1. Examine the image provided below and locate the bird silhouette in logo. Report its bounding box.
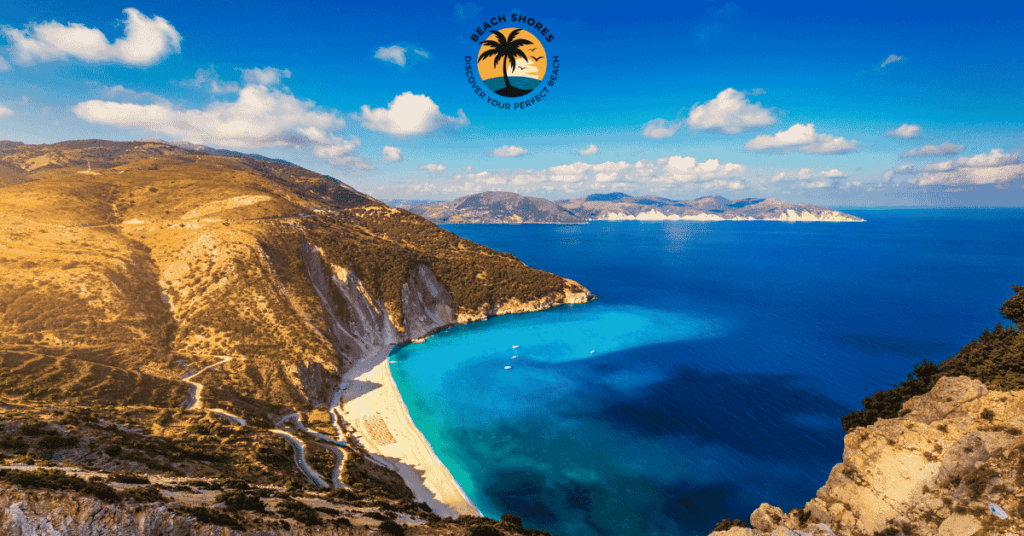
[530,55,544,61]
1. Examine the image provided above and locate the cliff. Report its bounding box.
[711,376,1024,536]
[0,139,590,534]
[559,194,864,222]
[407,191,586,224]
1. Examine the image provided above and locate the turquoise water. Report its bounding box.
[391,210,1024,535]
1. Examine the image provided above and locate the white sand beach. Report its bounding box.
[340,344,480,518]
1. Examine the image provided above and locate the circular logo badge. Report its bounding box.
[476,28,547,98]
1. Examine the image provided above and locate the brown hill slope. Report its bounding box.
[0,139,591,421]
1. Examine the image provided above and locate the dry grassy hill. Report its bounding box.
[0,139,588,534]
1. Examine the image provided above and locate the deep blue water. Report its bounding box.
[390,210,1024,536]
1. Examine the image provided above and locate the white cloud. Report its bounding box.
[3,8,181,66]
[419,163,446,172]
[746,123,860,154]
[243,67,290,87]
[373,45,429,67]
[886,123,922,138]
[381,146,403,162]
[358,92,468,136]
[896,149,1024,186]
[750,88,766,96]
[685,88,776,134]
[0,56,9,71]
[881,54,904,68]
[0,105,12,118]
[642,118,683,139]
[801,180,832,188]
[771,168,847,182]
[489,145,529,158]
[576,144,599,156]
[374,45,408,66]
[900,142,964,158]
[73,69,369,169]
[181,67,240,93]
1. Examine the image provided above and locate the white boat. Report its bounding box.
[504,366,512,370]
[511,355,517,359]
[512,345,519,349]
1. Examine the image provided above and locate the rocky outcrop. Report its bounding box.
[400,264,457,341]
[0,486,354,535]
[455,279,592,324]
[712,376,1024,536]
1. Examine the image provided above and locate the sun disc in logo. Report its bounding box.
[476,28,547,98]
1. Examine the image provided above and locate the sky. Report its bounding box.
[0,1,1022,206]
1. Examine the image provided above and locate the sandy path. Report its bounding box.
[270,429,330,489]
[341,345,480,518]
[181,357,232,410]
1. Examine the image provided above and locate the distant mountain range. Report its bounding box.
[407,191,586,224]
[401,191,864,223]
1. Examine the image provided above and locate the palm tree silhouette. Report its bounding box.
[478,29,534,97]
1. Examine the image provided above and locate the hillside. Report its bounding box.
[559,193,864,222]
[0,139,589,534]
[407,192,586,224]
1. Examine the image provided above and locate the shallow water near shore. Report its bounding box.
[391,210,1024,536]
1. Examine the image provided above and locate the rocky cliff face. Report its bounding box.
[713,376,1024,536]
[407,191,586,224]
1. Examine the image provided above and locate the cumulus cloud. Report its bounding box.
[895,149,1024,186]
[0,105,12,118]
[374,45,430,67]
[900,142,964,158]
[419,163,446,173]
[381,146,403,162]
[576,144,599,156]
[771,168,848,182]
[443,156,747,196]
[73,68,369,169]
[887,123,922,138]
[684,88,776,134]
[880,54,904,68]
[374,45,408,66]
[181,67,240,93]
[489,145,529,158]
[243,67,290,86]
[358,92,468,136]
[3,8,181,66]
[642,118,683,139]
[746,123,860,154]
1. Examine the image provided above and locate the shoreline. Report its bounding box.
[339,343,481,518]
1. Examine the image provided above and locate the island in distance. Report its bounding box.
[401,191,865,223]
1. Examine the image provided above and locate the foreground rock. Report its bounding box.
[712,376,1024,536]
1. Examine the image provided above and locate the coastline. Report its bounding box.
[339,343,481,518]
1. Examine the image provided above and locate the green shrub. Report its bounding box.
[468,526,503,536]
[713,519,749,531]
[276,498,319,525]
[1,468,118,502]
[215,490,265,513]
[501,513,523,528]
[378,519,405,536]
[119,485,164,503]
[182,506,243,530]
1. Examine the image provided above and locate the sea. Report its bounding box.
[390,209,1024,536]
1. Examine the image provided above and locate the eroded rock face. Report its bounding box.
[711,376,1024,536]
[401,264,456,341]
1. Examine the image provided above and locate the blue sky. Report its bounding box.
[0,1,1021,206]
